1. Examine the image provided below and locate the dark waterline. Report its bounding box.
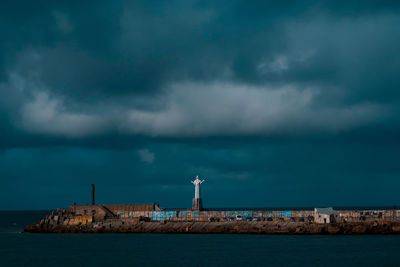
[1,211,400,266]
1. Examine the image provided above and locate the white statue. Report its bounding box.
[191,176,205,200]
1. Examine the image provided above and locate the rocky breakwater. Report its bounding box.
[25,219,400,234]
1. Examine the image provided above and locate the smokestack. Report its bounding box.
[91,184,95,205]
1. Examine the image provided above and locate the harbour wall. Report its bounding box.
[25,204,400,234]
[69,204,400,223]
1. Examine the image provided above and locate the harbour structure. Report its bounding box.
[25,180,400,234]
[33,182,400,223]
[26,204,400,234]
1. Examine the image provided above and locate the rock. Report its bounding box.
[327,225,341,234]
[391,225,400,233]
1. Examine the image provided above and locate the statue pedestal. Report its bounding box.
[192,198,203,210]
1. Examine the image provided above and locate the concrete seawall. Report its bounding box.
[25,219,400,234]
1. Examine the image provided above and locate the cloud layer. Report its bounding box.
[1,1,400,208]
[0,1,398,139]
[9,78,384,138]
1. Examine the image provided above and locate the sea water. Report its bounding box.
[0,211,399,266]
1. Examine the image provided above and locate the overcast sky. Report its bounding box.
[1,0,400,209]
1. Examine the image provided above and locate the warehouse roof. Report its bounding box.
[104,204,163,212]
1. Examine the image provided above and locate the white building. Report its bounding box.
[314,207,337,223]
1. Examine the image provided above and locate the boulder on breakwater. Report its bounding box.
[25,220,400,234]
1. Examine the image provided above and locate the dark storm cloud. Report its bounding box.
[1,1,400,209]
[0,0,398,139]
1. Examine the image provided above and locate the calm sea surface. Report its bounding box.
[0,211,400,266]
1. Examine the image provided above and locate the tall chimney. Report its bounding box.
[91,184,95,205]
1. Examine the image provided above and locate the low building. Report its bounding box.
[70,203,163,221]
[314,207,337,223]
